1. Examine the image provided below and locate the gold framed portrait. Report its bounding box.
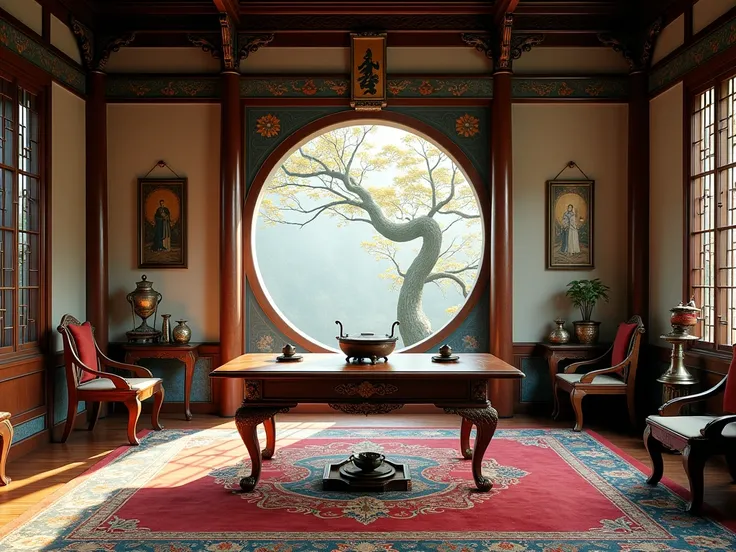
[546,179,594,270]
[138,177,187,268]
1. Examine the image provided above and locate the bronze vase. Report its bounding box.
[547,318,570,344]
[126,274,162,343]
[573,321,600,344]
[172,320,192,344]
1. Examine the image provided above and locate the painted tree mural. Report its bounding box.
[260,125,481,346]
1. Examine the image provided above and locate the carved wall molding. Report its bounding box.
[187,27,274,69]
[70,17,135,72]
[461,15,539,72]
[187,33,222,60]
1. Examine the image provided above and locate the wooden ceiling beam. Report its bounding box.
[213,0,240,24]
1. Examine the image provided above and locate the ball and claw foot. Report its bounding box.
[475,475,493,492]
[463,448,473,460]
[262,447,274,460]
[239,476,258,492]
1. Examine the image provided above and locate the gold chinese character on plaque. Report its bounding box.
[350,32,387,111]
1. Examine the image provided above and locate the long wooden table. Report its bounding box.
[210,353,524,492]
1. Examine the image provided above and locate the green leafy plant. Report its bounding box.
[565,278,610,321]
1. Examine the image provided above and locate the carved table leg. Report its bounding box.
[445,402,499,491]
[547,352,561,416]
[184,352,195,421]
[460,418,473,459]
[235,405,292,491]
[262,416,276,459]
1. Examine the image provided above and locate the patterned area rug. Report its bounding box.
[1,427,734,551]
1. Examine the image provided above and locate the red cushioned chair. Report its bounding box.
[552,315,645,431]
[57,314,165,446]
[644,344,736,513]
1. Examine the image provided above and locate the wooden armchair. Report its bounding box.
[0,411,12,485]
[57,314,165,446]
[644,344,736,513]
[553,315,645,431]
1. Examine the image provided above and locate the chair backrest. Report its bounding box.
[724,344,736,414]
[57,314,100,388]
[610,315,646,384]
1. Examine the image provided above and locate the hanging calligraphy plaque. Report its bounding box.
[350,32,387,111]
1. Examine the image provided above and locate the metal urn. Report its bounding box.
[126,274,162,343]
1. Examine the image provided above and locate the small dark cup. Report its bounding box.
[350,451,385,472]
[282,343,296,357]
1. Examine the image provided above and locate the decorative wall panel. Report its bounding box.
[11,415,45,444]
[136,357,212,402]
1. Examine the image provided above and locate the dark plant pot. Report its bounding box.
[573,320,600,344]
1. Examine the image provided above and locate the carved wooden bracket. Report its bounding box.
[187,16,274,71]
[461,13,542,73]
[597,17,662,73]
[70,17,136,72]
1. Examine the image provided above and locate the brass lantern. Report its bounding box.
[126,274,162,343]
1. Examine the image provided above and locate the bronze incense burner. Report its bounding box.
[335,320,400,364]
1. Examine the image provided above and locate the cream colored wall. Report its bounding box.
[693,0,736,34]
[50,15,81,64]
[650,83,684,341]
[652,15,685,65]
[51,83,85,352]
[105,48,221,74]
[512,104,629,343]
[0,0,42,35]
[513,48,629,74]
[106,46,627,75]
[107,104,221,342]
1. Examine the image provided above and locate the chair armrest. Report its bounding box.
[563,346,613,374]
[92,370,133,390]
[100,357,154,378]
[658,376,728,416]
[94,342,154,378]
[579,357,628,383]
[701,414,736,439]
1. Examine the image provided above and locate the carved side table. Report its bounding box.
[538,342,607,409]
[122,343,200,421]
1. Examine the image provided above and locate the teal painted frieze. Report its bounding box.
[513,77,629,99]
[650,15,736,93]
[388,77,493,98]
[0,17,85,94]
[106,76,219,99]
[241,77,349,97]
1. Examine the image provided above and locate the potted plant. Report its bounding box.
[565,278,610,344]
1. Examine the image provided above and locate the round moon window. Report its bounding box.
[253,123,484,350]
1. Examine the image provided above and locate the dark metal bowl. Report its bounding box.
[336,320,399,364]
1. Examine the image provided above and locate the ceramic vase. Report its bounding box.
[172,320,192,344]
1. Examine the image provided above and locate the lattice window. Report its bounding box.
[0,75,42,354]
[689,77,736,350]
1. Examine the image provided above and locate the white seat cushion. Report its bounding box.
[647,415,736,439]
[78,377,161,391]
[556,373,626,386]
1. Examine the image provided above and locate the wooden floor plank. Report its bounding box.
[1,413,734,527]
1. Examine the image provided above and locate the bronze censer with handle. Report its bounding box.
[335,320,400,364]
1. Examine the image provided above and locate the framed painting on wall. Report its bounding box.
[138,177,187,268]
[546,179,594,270]
[350,32,387,110]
